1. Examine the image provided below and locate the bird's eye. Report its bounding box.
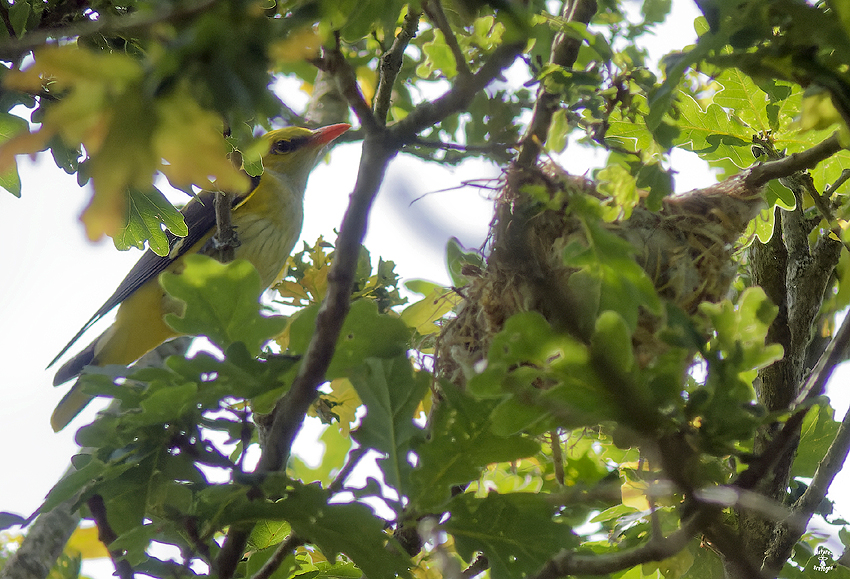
[272,136,309,155]
[272,140,295,154]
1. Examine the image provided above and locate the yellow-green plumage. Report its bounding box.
[49,123,350,431]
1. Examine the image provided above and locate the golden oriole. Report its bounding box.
[48,123,350,431]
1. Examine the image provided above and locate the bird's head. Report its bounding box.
[259,123,351,191]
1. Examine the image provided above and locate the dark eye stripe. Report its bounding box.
[272,136,309,154]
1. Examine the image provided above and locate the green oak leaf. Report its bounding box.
[161,255,287,355]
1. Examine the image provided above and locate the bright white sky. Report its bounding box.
[1,0,849,571]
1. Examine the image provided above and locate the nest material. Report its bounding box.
[437,162,765,387]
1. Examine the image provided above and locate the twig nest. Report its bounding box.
[437,161,765,388]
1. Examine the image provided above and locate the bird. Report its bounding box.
[48,123,351,432]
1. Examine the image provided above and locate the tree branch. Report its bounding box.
[703,522,769,579]
[215,130,399,579]
[0,501,79,579]
[0,3,16,40]
[408,135,517,155]
[422,0,470,79]
[394,40,526,140]
[744,132,843,189]
[528,510,710,579]
[213,190,238,263]
[216,32,525,577]
[317,41,381,134]
[249,534,305,579]
[793,309,850,408]
[762,377,850,573]
[737,129,844,574]
[0,0,217,61]
[460,554,489,579]
[515,0,598,168]
[86,495,134,579]
[373,9,422,125]
[255,135,396,474]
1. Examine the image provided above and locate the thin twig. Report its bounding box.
[0,0,217,61]
[528,509,710,579]
[733,408,808,492]
[550,431,565,486]
[328,444,370,494]
[408,135,518,154]
[744,132,843,189]
[825,168,850,195]
[317,39,381,134]
[249,534,305,579]
[373,9,422,125]
[0,4,15,40]
[394,41,526,139]
[422,0,471,78]
[87,495,135,579]
[792,305,850,408]
[515,0,598,168]
[213,190,238,263]
[460,554,489,579]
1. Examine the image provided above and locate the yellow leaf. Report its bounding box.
[4,45,141,93]
[6,47,142,158]
[301,262,329,302]
[356,65,375,106]
[0,127,53,173]
[268,27,322,63]
[276,280,312,302]
[274,322,291,351]
[65,525,110,560]
[82,92,157,240]
[326,378,362,435]
[620,479,650,511]
[154,87,249,194]
[400,287,459,336]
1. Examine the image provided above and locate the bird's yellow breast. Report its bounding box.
[231,168,304,287]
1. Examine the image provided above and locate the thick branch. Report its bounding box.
[256,133,396,473]
[758,313,850,573]
[703,522,769,579]
[218,31,526,578]
[1,339,192,579]
[215,132,398,579]
[738,130,844,575]
[0,502,79,579]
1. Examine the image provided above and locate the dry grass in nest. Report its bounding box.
[437,161,766,388]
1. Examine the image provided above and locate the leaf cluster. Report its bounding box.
[7,1,850,579]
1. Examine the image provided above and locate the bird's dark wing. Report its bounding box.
[48,177,261,369]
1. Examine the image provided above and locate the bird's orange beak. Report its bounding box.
[311,123,351,146]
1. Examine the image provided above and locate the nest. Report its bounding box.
[437,161,765,388]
